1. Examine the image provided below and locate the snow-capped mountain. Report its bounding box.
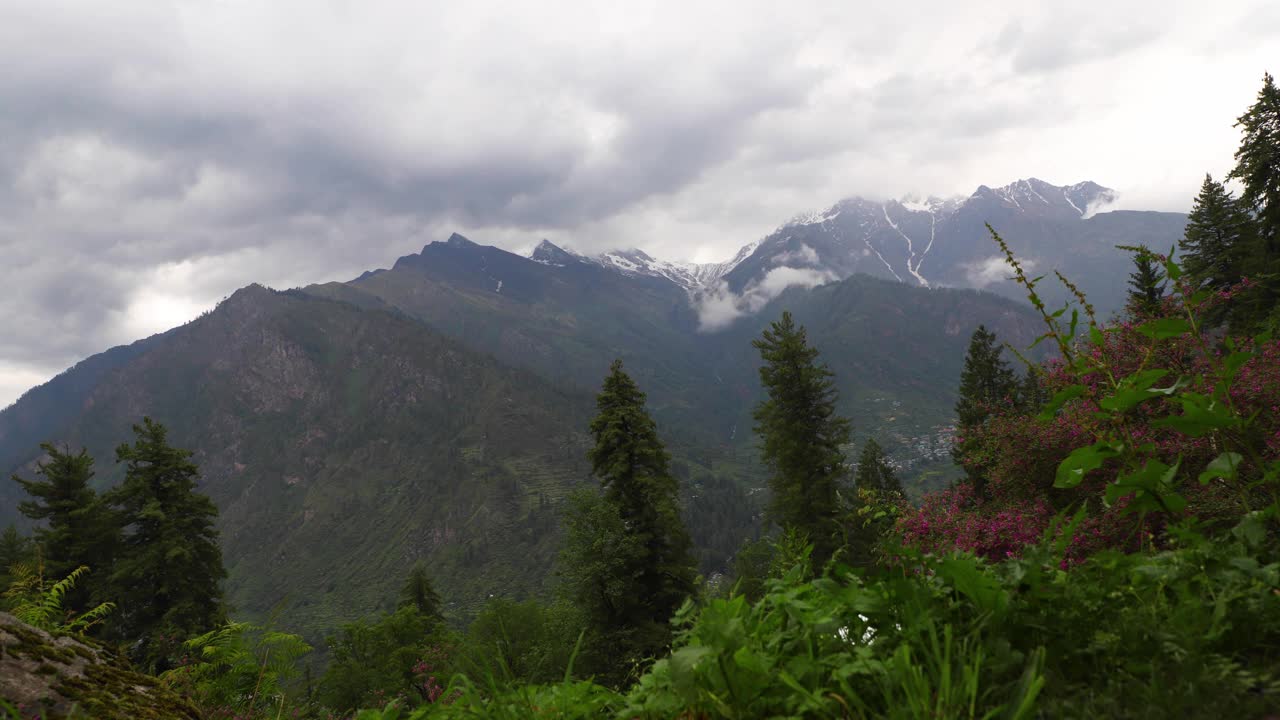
[714,178,1184,320]
[726,178,1120,292]
[527,178,1185,325]
[528,240,756,292]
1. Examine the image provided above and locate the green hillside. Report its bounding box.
[0,250,1046,645]
[2,285,597,642]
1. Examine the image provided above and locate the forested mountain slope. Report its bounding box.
[1,285,595,639]
[0,233,1046,640]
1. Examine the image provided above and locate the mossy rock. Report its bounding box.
[0,612,200,719]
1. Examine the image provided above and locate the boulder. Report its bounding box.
[0,612,199,719]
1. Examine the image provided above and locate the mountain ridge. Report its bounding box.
[512,178,1183,328]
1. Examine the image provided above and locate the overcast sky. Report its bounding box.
[1,0,1277,408]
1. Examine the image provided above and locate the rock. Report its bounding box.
[0,612,200,719]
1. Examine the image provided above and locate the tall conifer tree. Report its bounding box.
[1125,245,1167,316]
[852,438,900,495]
[1017,370,1049,413]
[0,524,34,589]
[954,326,1017,497]
[752,311,851,568]
[12,444,117,610]
[562,360,696,682]
[397,563,444,626]
[1180,175,1256,295]
[955,326,1017,430]
[106,418,226,671]
[1228,72,1280,253]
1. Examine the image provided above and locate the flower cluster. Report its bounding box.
[899,292,1280,560]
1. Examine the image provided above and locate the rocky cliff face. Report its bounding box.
[0,612,199,719]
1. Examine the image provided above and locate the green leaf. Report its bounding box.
[1098,369,1170,413]
[1105,458,1185,513]
[1232,512,1266,547]
[1136,317,1191,340]
[938,555,1007,614]
[1037,385,1086,420]
[1153,392,1239,436]
[1198,452,1243,484]
[1089,325,1105,347]
[1055,442,1119,488]
[733,646,769,675]
[1223,351,1253,380]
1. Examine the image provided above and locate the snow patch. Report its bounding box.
[1063,188,1083,215]
[784,203,842,228]
[1022,179,1049,204]
[882,206,929,287]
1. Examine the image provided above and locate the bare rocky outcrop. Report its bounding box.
[0,612,199,719]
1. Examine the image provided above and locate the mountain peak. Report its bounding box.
[529,239,580,266]
[964,178,1116,217]
[418,232,479,254]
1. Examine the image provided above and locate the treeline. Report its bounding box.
[4,419,224,674]
[1,306,901,717]
[3,71,1280,719]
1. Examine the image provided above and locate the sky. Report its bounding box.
[1,0,1277,408]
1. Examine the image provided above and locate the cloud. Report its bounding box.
[962,256,1039,289]
[772,243,822,267]
[695,266,838,331]
[0,0,1277,405]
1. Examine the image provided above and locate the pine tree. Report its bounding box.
[106,418,226,671]
[752,311,851,568]
[562,360,696,682]
[955,326,1017,430]
[1227,72,1280,254]
[1017,369,1049,413]
[852,438,900,494]
[1179,175,1256,297]
[954,326,1018,498]
[12,444,117,611]
[1125,245,1167,316]
[0,524,34,589]
[397,563,443,625]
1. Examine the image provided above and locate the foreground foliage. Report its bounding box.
[346,518,1278,720]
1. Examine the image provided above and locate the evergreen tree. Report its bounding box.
[1179,175,1256,297]
[106,418,226,671]
[955,326,1018,431]
[319,606,448,712]
[1017,369,1049,413]
[397,562,444,625]
[562,360,697,683]
[954,326,1018,498]
[852,438,900,495]
[12,444,117,610]
[1125,245,1167,316]
[752,311,851,568]
[0,524,34,590]
[1227,72,1280,253]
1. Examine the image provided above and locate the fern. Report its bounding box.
[161,619,312,715]
[3,561,114,635]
